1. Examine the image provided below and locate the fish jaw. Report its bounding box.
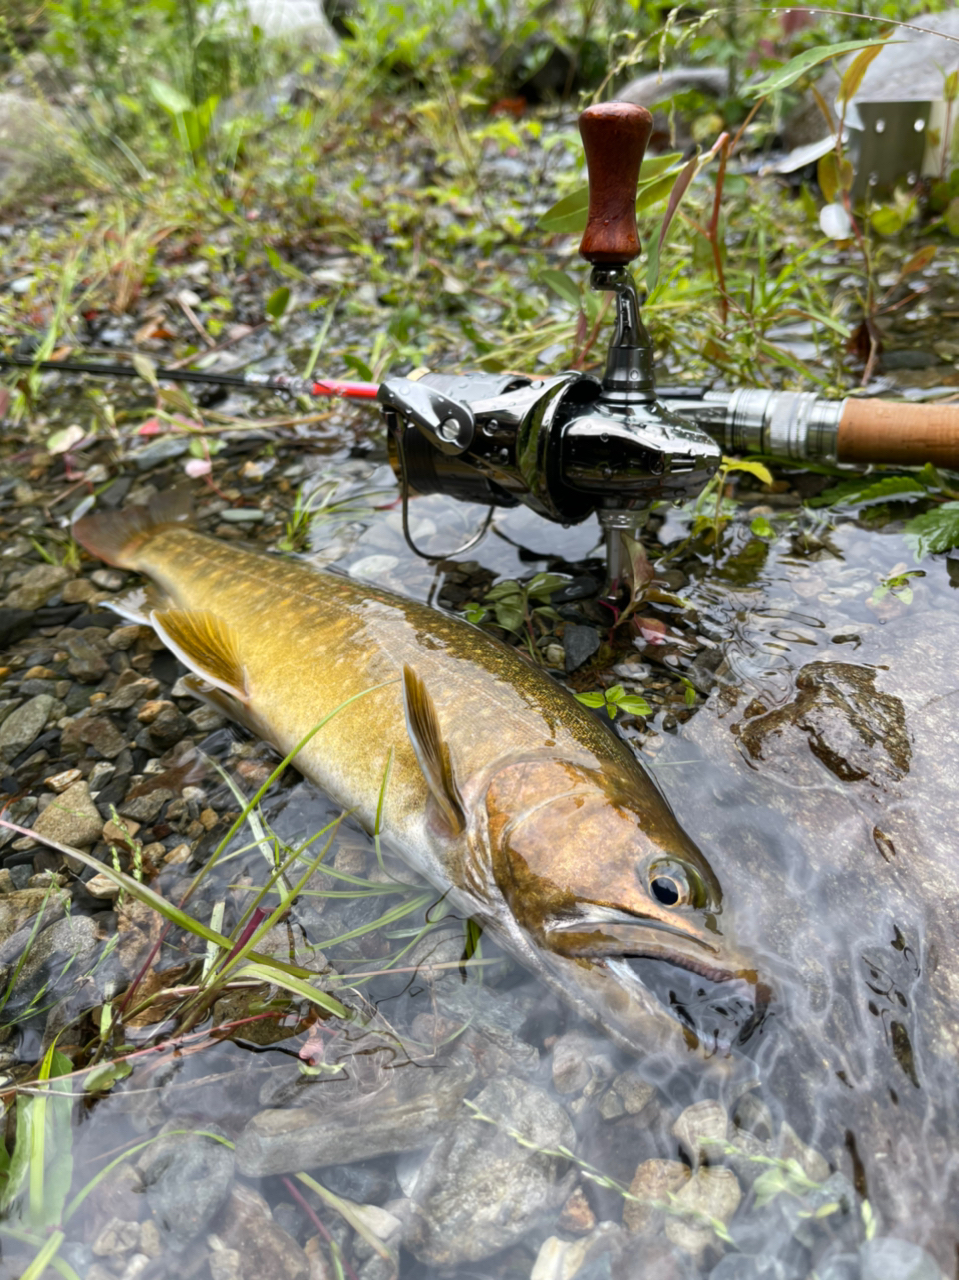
[479,755,767,1060]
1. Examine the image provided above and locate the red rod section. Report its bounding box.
[311,379,380,400]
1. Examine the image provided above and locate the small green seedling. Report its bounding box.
[575,684,652,720]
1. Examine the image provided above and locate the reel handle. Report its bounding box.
[578,103,653,266]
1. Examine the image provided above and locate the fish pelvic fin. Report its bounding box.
[152,608,249,702]
[402,664,465,835]
[73,486,194,568]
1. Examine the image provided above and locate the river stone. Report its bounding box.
[236,1039,476,1175]
[2,564,71,611]
[32,779,104,848]
[623,1160,691,1235]
[404,1077,576,1266]
[0,694,55,761]
[0,888,67,946]
[666,604,959,1269]
[60,714,128,760]
[214,1183,309,1280]
[664,1167,742,1257]
[65,634,110,683]
[139,1119,235,1250]
[672,1100,729,1168]
[8,913,100,983]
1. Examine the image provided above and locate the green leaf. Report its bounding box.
[540,269,581,309]
[808,475,928,508]
[538,187,588,234]
[574,691,606,709]
[132,354,159,389]
[464,603,487,624]
[82,1061,132,1094]
[639,152,683,181]
[527,572,567,601]
[870,204,905,235]
[746,40,899,98]
[647,151,698,292]
[635,171,679,213]
[231,963,348,1017]
[616,694,653,716]
[266,286,291,320]
[485,581,523,603]
[492,604,524,633]
[750,516,774,538]
[606,684,626,702]
[904,502,959,558]
[147,77,192,116]
[946,197,959,238]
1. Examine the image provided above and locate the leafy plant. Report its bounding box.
[691,457,774,545]
[575,684,652,720]
[465,572,566,659]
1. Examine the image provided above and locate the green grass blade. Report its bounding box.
[19,1229,65,1280]
[230,963,348,1017]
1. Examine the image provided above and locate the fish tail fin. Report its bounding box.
[73,486,194,568]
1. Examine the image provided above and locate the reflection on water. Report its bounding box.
[3,486,958,1280]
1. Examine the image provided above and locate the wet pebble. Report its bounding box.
[214,1183,309,1280]
[564,624,600,672]
[672,1099,729,1168]
[2,564,72,611]
[61,713,128,760]
[623,1159,690,1235]
[139,1119,235,1250]
[551,1031,614,1095]
[665,1167,742,1258]
[32,778,105,847]
[0,693,56,760]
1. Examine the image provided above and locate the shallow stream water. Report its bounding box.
[2,381,959,1280]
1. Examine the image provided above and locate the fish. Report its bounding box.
[73,489,762,1062]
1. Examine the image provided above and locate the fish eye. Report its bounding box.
[646,862,705,909]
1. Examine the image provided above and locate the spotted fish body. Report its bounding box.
[74,490,760,1061]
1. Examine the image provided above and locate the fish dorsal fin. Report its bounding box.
[152,608,249,702]
[73,486,194,568]
[402,664,465,835]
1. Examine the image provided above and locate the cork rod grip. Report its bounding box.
[837,399,959,470]
[578,103,653,265]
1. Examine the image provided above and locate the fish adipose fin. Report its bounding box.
[73,486,194,568]
[402,664,465,834]
[152,608,249,702]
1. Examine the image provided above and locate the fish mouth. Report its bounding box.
[546,912,757,986]
[546,911,771,1054]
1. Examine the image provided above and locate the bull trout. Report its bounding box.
[74,489,761,1061]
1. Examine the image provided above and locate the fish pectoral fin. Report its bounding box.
[151,608,249,702]
[402,664,466,835]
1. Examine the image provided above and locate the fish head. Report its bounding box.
[483,757,767,1059]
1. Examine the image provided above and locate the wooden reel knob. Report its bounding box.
[578,103,653,266]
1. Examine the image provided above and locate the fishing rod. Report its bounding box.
[0,353,380,402]
[4,103,959,581]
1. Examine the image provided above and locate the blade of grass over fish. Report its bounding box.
[373,746,393,874]
[295,1173,392,1261]
[211,822,344,986]
[113,679,400,1014]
